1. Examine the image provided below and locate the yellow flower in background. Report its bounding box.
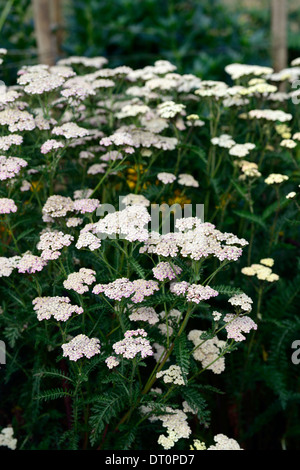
[215,193,232,210]
[275,124,291,137]
[262,345,268,362]
[282,132,292,139]
[30,181,43,192]
[168,189,191,207]
[126,164,149,191]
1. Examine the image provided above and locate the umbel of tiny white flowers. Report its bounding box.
[156,364,185,385]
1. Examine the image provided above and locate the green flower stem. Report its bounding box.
[142,303,195,396]
[5,215,21,254]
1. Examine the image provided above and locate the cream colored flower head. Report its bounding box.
[242,260,279,282]
[260,258,274,267]
[286,192,296,199]
[265,173,289,185]
[280,139,297,149]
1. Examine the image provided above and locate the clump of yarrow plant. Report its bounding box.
[2,49,298,451]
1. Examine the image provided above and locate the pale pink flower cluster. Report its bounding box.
[61,85,95,101]
[0,109,36,132]
[62,334,101,361]
[17,252,47,274]
[52,122,90,139]
[66,217,83,228]
[148,133,177,151]
[73,188,93,199]
[188,329,226,374]
[100,150,123,162]
[157,101,186,119]
[32,296,83,322]
[116,103,150,119]
[152,343,168,363]
[131,279,160,303]
[0,198,17,214]
[34,114,57,131]
[224,314,257,341]
[20,180,31,192]
[152,261,182,281]
[129,306,159,325]
[18,68,65,95]
[211,134,235,148]
[95,205,151,242]
[76,225,101,251]
[93,277,134,300]
[228,293,253,312]
[170,282,219,304]
[121,194,150,207]
[225,63,273,80]
[58,56,108,68]
[229,142,255,158]
[112,328,153,359]
[79,150,94,160]
[37,230,74,260]
[140,219,248,262]
[42,195,74,219]
[0,89,20,105]
[110,126,177,151]
[212,311,222,321]
[105,355,120,369]
[93,278,159,303]
[100,131,135,148]
[140,232,178,257]
[87,163,107,175]
[63,268,96,294]
[157,172,177,184]
[248,109,292,122]
[0,155,28,180]
[40,139,64,154]
[73,198,100,214]
[0,134,23,151]
[0,256,21,277]
[178,173,199,188]
[159,308,182,325]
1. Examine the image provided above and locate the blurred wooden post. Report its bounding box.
[32,0,56,65]
[271,0,288,72]
[51,0,63,56]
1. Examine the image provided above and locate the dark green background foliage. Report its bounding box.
[63,0,269,78]
[1,0,300,83]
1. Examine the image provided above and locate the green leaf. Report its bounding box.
[233,210,267,229]
[262,197,289,220]
[174,333,190,383]
[89,391,127,446]
[231,179,248,200]
[128,258,146,279]
[213,285,243,296]
[37,388,73,402]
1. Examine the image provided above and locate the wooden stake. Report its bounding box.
[271,0,288,72]
[51,0,63,56]
[32,0,55,65]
